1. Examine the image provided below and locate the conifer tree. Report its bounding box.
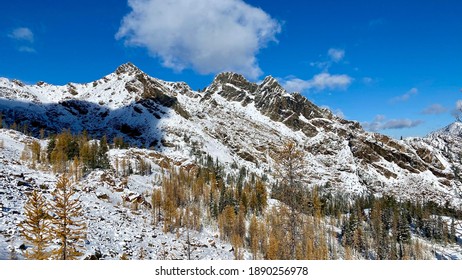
[96,135,110,169]
[70,156,81,182]
[50,176,87,260]
[266,231,279,260]
[218,205,236,240]
[19,190,52,260]
[30,140,42,164]
[151,189,163,224]
[253,179,267,215]
[249,214,260,259]
[272,140,307,259]
[47,136,56,162]
[20,144,32,162]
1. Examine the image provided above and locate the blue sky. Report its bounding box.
[1,0,461,138]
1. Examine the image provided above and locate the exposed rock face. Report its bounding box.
[115,62,142,76]
[0,63,461,207]
[207,73,336,137]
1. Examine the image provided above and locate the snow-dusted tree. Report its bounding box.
[250,179,267,215]
[248,214,262,259]
[50,176,87,260]
[30,140,42,164]
[19,190,52,260]
[272,140,307,259]
[96,135,110,169]
[151,188,162,224]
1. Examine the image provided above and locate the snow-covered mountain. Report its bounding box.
[1,63,462,259]
[429,121,462,138]
[1,63,461,206]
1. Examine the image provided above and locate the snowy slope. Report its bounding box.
[0,63,461,207]
[0,129,237,260]
[2,63,462,259]
[429,121,462,138]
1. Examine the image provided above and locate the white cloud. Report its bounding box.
[327,48,345,62]
[311,48,345,71]
[18,46,36,53]
[281,72,353,93]
[8,27,34,42]
[362,77,374,85]
[282,78,310,93]
[334,109,345,119]
[452,100,462,120]
[457,100,462,111]
[362,115,423,131]
[421,104,448,115]
[116,0,281,79]
[310,61,330,70]
[309,73,352,91]
[390,87,418,103]
[321,105,345,118]
[381,119,424,129]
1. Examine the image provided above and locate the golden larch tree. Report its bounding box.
[50,176,87,260]
[272,140,307,259]
[19,190,52,260]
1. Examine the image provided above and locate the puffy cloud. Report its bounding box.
[281,72,353,93]
[362,115,423,131]
[390,88,418,103]
[327,48,345,62]
[8,27,34,42]
[116,0,281,79]
[309,73,352,91]
[421,104,448,115]
[282,78,310,93]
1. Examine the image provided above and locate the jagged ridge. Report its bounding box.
[0,63,461,208]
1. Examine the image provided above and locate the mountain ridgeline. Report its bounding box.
[1,63,460,207]
[2,63,462,260]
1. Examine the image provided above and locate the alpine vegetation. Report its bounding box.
[1,64,461,260]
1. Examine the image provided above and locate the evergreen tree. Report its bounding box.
[30,140,42,164]
[50,176,87,260]
[450,219,457,243]
[254,179,267,215]
[248,214,260,259]
[19,190,52,260]
[96,135,110,169]
[47,136,56,162]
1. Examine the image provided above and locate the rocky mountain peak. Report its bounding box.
[210,72,258,93]
[429,121,462,138]
[258,75,286,95]
[115,62,142,76]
